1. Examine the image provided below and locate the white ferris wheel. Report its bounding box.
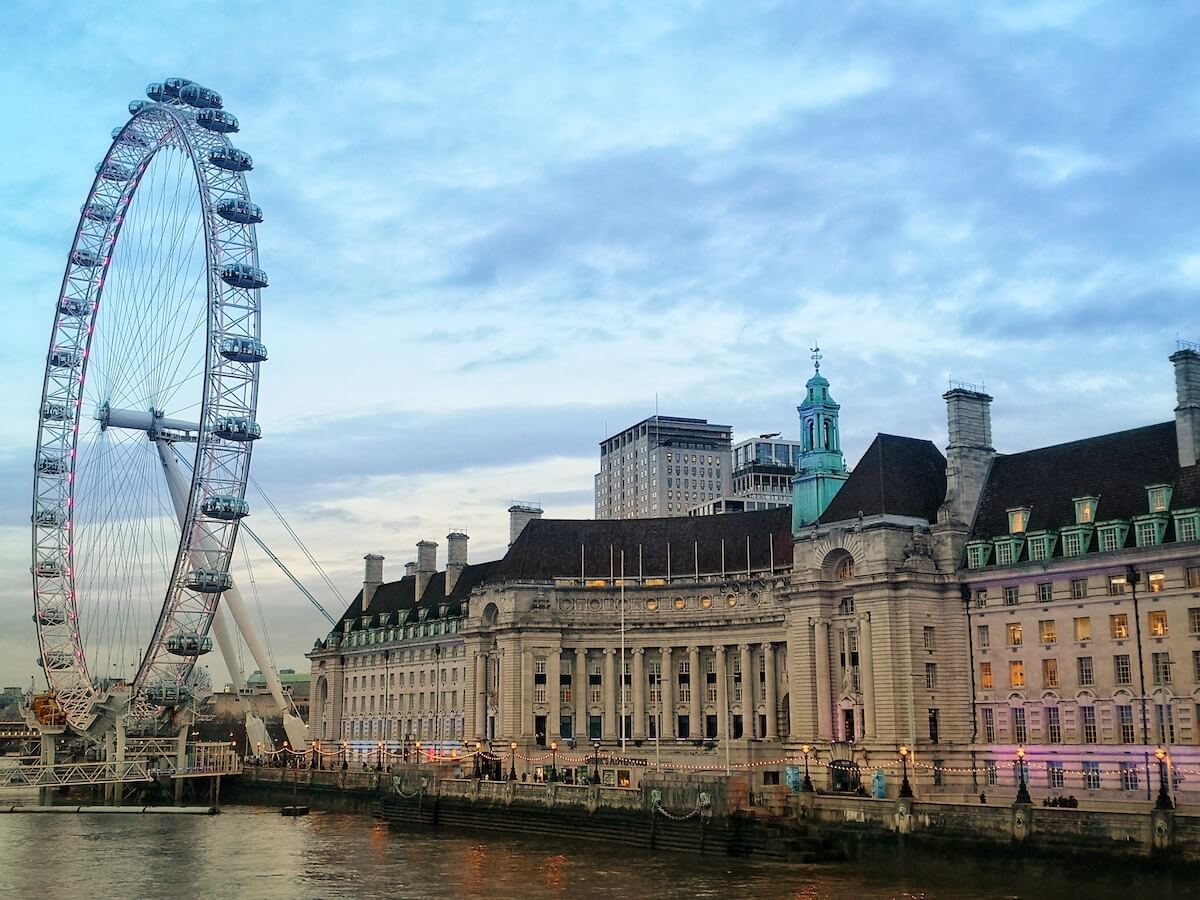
[31,77,303,748]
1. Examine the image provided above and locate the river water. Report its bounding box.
[0,801,1190,899]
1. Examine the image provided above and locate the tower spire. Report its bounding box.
[792,348,849,532]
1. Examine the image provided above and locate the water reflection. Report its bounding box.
[0,804,1190,899]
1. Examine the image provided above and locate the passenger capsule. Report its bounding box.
[208,146,252,172]
[179,84,222,109]
[37,651,73,670]
[82,202,115,222]
[34,507,64,527]
[162,77,195,98]
[146,82,170,102]
[213,416,262,442]
[220,263,268,289]
[34,559,64,578]
[196,109,238,134]
[41,402,70,423]
[201,495,250,520]
[143,681,191,707]
[49,349,81,369]
[34,607,68,627]
[219,336,268,363]
[58,299,93,318]
[216,199,263,225]
[165,633,213,657]
[37,454,68,475]
[129,99,152,115]
[71,249,102,268]
[185,568,234,593]
[96,160,132,182]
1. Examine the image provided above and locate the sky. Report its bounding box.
[0,1,1197,689]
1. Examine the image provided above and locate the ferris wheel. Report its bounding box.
[31,77,270,735]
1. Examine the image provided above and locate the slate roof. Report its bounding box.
[970,421,1199,542]
[819,434,947,525]
[494,508,793,582]
[333,560,502,631]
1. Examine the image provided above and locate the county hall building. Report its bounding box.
[307,345,1200,802]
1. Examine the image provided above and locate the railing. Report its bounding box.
[0,760,151,788]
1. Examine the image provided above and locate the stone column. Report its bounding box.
[660,647,674,738]
[474,651,487,740]
[815,620,833,740]
[575,648,588,742]
[548,647,561,741]
[494,650,505,739]
[688,646,701,739]
[522,649,535,737]
[740,644,754,738]
[714,644,727,741]
[860,615,876,739]
[603,648,617,740]
[632,648,646,740]
[763,641,778,740]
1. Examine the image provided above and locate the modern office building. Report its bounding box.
[594,415,732,519]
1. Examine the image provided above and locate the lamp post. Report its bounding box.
[592,740,601,785]
[473,741,482,779]
[1155,746,1174,810]
[1015,746,1031,803]
[550,740,559,782]
[509,741,518,781]
[415,740,422,766]
[800,743,814,792]
[899,744,913,798]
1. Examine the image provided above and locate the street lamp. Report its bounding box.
[1155,746,1174,810]
[550,740,559,782]
[509,741,518,781]
[473,740,482,779]
[1015,746,1031,803]
[898,745,913,798]
[415,740,422,765]
[592,740,602,785]
[800,743,814,792]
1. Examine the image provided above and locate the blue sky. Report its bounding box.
[0,1,1197,688]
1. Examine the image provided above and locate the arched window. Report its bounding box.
[837,557,855,580]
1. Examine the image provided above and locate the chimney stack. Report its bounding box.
[446,530,469,596]
[362,554,384,610]
[415,540,438,600]
[404,561,416,577]
[938,385,995,527]
[508,502,543,547]
[1171,345,1200,468]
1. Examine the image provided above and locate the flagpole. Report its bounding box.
[620,550,626,754]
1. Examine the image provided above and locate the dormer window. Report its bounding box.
[1096,521,1130,554]
[1147,484,1172,513]
[966,541,991,569]
[1073,496,1098,524]
[1135,519,1165,547]
[1007,507,1031,535]
[1173,509,1199,544]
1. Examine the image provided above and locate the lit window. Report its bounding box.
[1042,658,1058,688]
[1074,497,1097,524]
[1147,571,1165,593]
[1007,623,1023,646]
[1110,614,1129,640]
[1009,660,1025,688]
[980,662,993,690]
[1073,617,1091,642]
[1149,609,1168,637]
[837,557,855,580]
[673,597,686,610]
[1008,508,1029,534]
[1039,620,1057,644]
[1148,486,1170,512]
[1107,574,1127,595]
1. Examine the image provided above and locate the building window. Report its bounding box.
[1007,623,1023,647]
[1008,508,1029,534]
[1107,574,1127,595]
[1119,762,1139,791]
[1149,610,1168,637]
[1110,614,1129,640]
[1042,658,1059,688]
[1117,705,1135,743]
[1004,586,1019,606]
[1083,761,1101,790]
[1029,538,1048,562]
[1048,761,1064,788]
[967,545,988,569]
[1157,703,1176,745]
[1013,707,1027,743]
[1136,522,1159,547]
[1099,529,1121,553]
[1194,649,1200,684]
[1009,660,1025,689]
[1152,652,1172,685]
[1191,608,1200,635]
[1081,706,1097,744]
[977,624,990,648]
[1077,656,1094,687]
[1062,533,1082,557]
[1070,578,1088,599]
[1180,519,1199,543]
[1074,497,1097,524]
[974,589,988,609]
[1039,620,1057,644]
[982,707,995,742]
[1036,582,1053,604]
[986,761,999,785]
[1046,706,1061,743]
[929,710,940,744]
[923,626,936,651]
[1147,571,1165,593]
[1187,567,1200,589]
[837,557,855,580]
[1114,654,1132,685]
[925,663,938,690]
[996,543,1014,566]
[1073,617,1091,642]
[980,662,993,690]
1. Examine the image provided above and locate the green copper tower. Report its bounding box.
[792,347,849,533]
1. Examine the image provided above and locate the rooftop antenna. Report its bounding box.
[655,392,659,418]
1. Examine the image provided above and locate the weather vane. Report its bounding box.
[810,343,822,373]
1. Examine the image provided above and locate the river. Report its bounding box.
[0,801,1191,899]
